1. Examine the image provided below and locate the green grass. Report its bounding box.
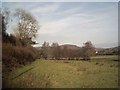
[3,55,118,88]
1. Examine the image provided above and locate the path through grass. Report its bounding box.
[3,55,118,88]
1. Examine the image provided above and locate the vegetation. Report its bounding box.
[97,46,119,55]
[2,43,39,68]
[81,41,96,60]
[37,41,119,61]
[14,9,39,45]
[38,41,119,60]
[40,41,50,59]
[2,7,118,68]
[2,7,119,88]
[2,9,39,69]
[3,55,118,88]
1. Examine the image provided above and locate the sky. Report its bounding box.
[2,2,118,48]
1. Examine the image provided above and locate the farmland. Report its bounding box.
[3,55,118,88]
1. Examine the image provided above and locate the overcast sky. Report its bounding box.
[2,2,118,48]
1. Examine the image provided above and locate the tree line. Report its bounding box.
[2,8,118,70]
[96,47,119,55]
[38,41,96,60]
[2,8,96,70]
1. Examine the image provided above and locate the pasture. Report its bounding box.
[3,55,118,88]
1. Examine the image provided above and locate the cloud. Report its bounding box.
[3,2,118,48]
[39,20,68,34]
[55,7,81,16]
[2,0,119,2]
[31,3,60,14]
[36,3,118,47]
[32,2,118,37]
[37,12,94,34]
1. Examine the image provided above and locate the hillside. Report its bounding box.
[96,46,119,55]
[35,44,119,51]
[35,44,81,50]
[60,44,81,50]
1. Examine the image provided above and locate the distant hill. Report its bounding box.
[60,44,81,50]
[35,43,119,51]
[35,44,81,50]
[96,46,119,51]
[96,48,105,51]
[96,46,119,55]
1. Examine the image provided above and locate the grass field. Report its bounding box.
[3,55,118,88]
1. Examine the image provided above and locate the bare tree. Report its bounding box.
[14,9,39,45]
[81,41,96,60]
[41,41,50,59]
[2,8,10,35]
[61,46,68,59]
[51,42,61,60]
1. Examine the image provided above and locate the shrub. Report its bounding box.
[81,41,96,60]
[2,43,39,68]
[2,43,19,68]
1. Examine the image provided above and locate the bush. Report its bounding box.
[2,43,19,68]
[2,43,39,68]
[81,41,96,60]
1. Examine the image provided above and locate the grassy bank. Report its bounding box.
[3,55,118,88]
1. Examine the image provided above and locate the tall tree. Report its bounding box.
[2,8,10,36]
[41,41,49,59]
[0,13,1,37]
[14,9,39,45]
[1,8,12,44]
[81,41,96,60]
[51,42,61,60]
